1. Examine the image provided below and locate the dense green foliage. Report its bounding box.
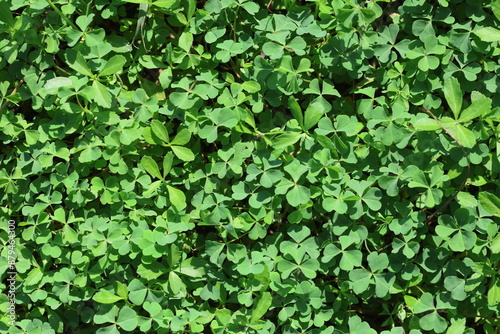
[1,0,500,333]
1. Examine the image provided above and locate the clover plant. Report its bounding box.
[0,0,499,333]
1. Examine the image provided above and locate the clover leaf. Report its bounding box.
[435,209,477,252]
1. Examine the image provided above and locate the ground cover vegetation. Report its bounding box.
[0,0,500,332]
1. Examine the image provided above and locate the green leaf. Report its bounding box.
[167,185,186,211]
[93,291,124,304]
[373,273,394,298]
[488,279,500,307]
[474,27,500,42]
[85,29,106,47]
[262,42,283,58]
[242,81,261,93]
[168,271,186,295]
[199,125,218,143]
[93,81,112,108]
[444,276,467,301]
[43,77,74,94]
[446,319,466,334]
[79,146,102,163]
[153,0,178,8]
[414,293,435,313]
[493,0,500,21]
[141,156,163,180]
[128,279,148,305]
[216,108,238,128]
[151,119,170,143]
[175,257,205,278]
[436,214,477,252]
[491,234,500,254]
[440,118,476,148]
[348,315,377,334]
[443,76,462,119]
[277,259,298,279]
[250,292,272,324]
[163,152,174,178]
[300,258,319,278]
[419,310,448,333]
[367,252,388,272]
[340,250,362,271]
[0,1,15,28]
[408,170,428,189]
[171,146,195,161]
[350,269,371,294]
[137,262,168,280]
[456,192,477,208]
[315,134,338,157]
[65,50,93,77]
[451,124,476,148]
[284,159,308,182]
[99,55,126,77]
[288,96,304,130]
[116,307,138,331]
[459,94,492,123]
[363,188,382,211]
[178,31,193,52]
[25,267,44,286]
[170,129,191,146]
[479,192,500,217]
[159,67,173,89]
[322,196,347,213]
[143,180,162,197]
[271,132,301,150]
[288,225,311,243]
[304,101,325,131]
[63,225,79,244]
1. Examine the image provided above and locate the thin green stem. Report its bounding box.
[229,59,241,79]
[232,7,239,42]
[46,0,79,31]
[225,229,252,244]
[364,239,372,252]
[414,285,426,294]
[0,80,23,114]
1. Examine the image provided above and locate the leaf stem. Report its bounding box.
[229,59,241,79]
[364,239,372,252]
[46,0,79,31]
[421,108,471,224]
[225,229,251,244]
[414,285,425,294]
[54,63,73,76]
[232,7,239,42]
[0,80,23,114]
